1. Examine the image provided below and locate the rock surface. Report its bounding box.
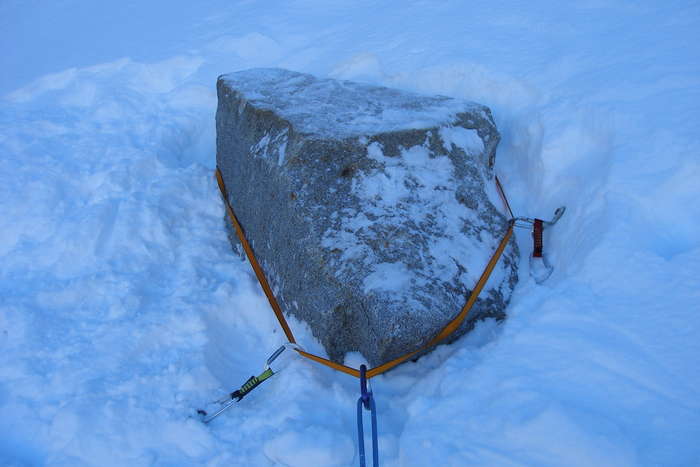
[216,68,518,366]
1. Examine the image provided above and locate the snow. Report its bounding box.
[1,1,699,466]
[221,68,481,138]
[439,127,485,155]
[327,137,505,305]
[250,127,288,166]
[363,262,413,294]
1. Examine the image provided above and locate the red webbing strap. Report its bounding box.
[215,167,513,379]
[532,219,544,258]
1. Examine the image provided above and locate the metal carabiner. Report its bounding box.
[513,206,566,229]
[197,343,301,424]
[265,342,302,373]
[513,206,566,284]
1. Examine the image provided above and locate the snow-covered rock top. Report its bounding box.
[219,68,484,138]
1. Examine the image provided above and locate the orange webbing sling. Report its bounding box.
[216,168,514,379]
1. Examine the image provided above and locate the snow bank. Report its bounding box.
[1,1,699,465]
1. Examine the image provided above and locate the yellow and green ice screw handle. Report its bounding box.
[231,368,274,401]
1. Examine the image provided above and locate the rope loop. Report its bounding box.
[357,365,379,467]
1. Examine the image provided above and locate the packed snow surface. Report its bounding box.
[1,1,699,466]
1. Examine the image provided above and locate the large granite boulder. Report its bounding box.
[216,68,518,367]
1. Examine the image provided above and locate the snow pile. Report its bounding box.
[1,1,699,466]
